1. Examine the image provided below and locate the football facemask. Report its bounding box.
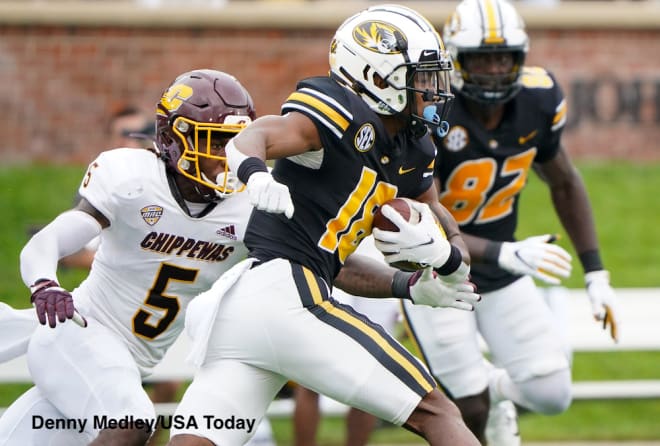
[171,115,250,198]
[443,0,529,104]
[155,69,256,199]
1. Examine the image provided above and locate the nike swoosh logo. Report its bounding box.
[398,166,416,175]
[514,251,536,270]
[518,129,538,145]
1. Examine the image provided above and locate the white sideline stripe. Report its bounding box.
[572,380,660,400]
[6,378,659,420]
[149,379,660,419]
[561,287,659,351]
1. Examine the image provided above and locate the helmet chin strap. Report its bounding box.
[422,104,450,137]
[165,169,218,217]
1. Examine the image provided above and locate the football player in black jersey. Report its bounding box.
[402,0,620,445]
[168,5,481,446]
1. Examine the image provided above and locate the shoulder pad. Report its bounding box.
[283,77,354,139]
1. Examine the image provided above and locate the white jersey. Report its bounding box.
[73,148,252,373]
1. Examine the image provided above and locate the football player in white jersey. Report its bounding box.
[0,69,259,446]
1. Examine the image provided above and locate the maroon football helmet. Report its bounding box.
[156,69,256,198]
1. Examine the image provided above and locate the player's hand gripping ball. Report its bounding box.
[372,198,426,272]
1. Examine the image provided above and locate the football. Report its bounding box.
[372,197,424,272]
[372,197,421,232]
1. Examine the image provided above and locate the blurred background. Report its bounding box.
[1,0,659,164]
[0,1,659,445]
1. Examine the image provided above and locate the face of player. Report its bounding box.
[463,51,516,91]
[410,69,451,115]
[195,132,234,180]
[464,51,515,72]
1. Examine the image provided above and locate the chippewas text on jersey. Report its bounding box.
[140,231,235,261]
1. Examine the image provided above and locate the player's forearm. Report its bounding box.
[335,254,400,298]
[20,210,101,287]
[229,125,268,161]
[457,233,497,264]
[550,174,602,271]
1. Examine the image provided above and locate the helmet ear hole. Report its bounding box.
[373,73,388,89]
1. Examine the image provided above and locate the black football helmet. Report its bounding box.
[156,69,256,199]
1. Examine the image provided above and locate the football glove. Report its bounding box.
[408,268,480,311]
[585,270,620,342]
[246,171,294,218]
[373,202,452,269]
[498,234,572,285]
[30,279,86,328]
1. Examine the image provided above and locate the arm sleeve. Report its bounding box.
[20,210,102,287]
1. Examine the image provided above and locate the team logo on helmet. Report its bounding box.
[141,205,164,226]
[160,84,194,112]
[354,123,375,152]
[353,21,405,54]
[330,38,338,54]
[444,126,469,152]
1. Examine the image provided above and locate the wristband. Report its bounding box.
[29,278,58,299]
[579,249,604,273]
[483,240,502,264]
[391,270,414,300]
[236,157,268,184]
[433,244,462,276]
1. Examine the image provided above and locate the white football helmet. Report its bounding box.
[443,0,529,104]
[329,4,453,137]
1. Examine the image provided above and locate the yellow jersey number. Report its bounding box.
[318,167,398,263]
[439,149,536,225]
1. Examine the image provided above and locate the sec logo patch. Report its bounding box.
[354,123,375,152]
[444,126,468,152]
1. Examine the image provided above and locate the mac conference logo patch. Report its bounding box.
[141,205,163,226]
[354,123,376,152]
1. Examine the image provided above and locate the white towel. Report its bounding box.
[0,302,39,363]
[185,258,255,368]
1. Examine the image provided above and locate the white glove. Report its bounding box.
[498,234,572,285]
[408,268,480,311]
[246,172,294,218]
[373,202,451,268]
[585,270,620,342]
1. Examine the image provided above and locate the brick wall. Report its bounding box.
[1,5,658,164]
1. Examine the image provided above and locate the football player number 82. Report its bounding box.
[132,263,198,340]
[439,149,536,225]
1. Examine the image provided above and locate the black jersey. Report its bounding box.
[244,76,436,285]
[434,67,567,292]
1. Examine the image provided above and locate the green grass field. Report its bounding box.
[1,162,659,444]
